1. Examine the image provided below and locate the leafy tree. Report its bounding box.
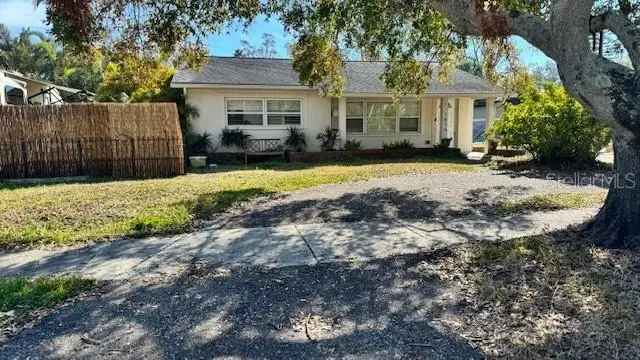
[0,25,57,81]
[489,84,611,165]
[0,23,102,93]
[96,54,175,102]
[37,0,640,247]
[54,49,104,93]
[96,53,198,138]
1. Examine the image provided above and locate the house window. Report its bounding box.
[346,101,364,133]
[367,102,396,135]
[226,98,302,126]
[227,99,264,126]
[266,99,301,125]
[399,101,420,132]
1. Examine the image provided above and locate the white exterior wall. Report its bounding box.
[457,98,475,154]
[186,87,487,154]
[186,88,332,152]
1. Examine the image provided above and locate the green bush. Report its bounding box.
[488,84,610,165]
[221,128,251,149]
[344,139,362,151]
[316,127,340,151]
[383,139,415,151]
[285,127,307,151]
[185,132,212,156]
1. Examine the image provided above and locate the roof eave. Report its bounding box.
[343,90,504,98]
[170,82,315,91]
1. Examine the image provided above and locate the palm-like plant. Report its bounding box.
[0,25,58,81]
[0,24,13,69]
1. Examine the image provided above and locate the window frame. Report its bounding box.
[225,97,303,128]
[346,101,365,135]
[398,100,422,134]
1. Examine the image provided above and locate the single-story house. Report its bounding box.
[171,57,502,154]
[0,69,91,106]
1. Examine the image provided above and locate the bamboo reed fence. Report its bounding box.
[0,103,184,179]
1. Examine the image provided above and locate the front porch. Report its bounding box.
[333,95,497,154]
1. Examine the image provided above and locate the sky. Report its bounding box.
[0,0,553,68]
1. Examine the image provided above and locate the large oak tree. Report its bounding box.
[41,0,640,248]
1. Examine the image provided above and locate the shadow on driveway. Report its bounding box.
[1,254,482,359]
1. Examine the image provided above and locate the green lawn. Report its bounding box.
[0,158,478,248]
[496,191,606,215]
[0,277,94,315]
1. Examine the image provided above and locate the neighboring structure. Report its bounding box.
[0,69,92,106]
[171,57,502,154]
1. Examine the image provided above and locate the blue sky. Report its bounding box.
[0,0,552,67]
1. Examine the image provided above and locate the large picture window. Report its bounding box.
[226,98,302,126]
[346,100,420,135]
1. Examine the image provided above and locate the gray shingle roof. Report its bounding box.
[172,57,502,95]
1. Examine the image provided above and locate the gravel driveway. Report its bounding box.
[210,168,606,229]
[2,255,481,360]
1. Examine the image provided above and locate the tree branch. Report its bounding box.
[591,11,640,69]
[428,0,556,58]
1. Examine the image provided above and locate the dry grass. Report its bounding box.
[0,157,477,248]
[419,232,640,359]
[496,192,606,215]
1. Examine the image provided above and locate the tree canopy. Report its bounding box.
[0,23,103,92]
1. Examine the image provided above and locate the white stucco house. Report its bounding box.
[0,69,90,106]
[171,57,502,154]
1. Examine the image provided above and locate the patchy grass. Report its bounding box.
[0,157,477,248]
[496,192,606,215]
[0,277,94,315]
[420,232,640,359]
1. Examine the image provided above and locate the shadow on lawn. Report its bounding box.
[491,160,613,190]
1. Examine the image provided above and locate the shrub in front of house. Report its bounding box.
[186,132,213,156]
[383,139,415,151]
[316,127,340,151]
[488,84,610,166]
[285,127,307,152]
[344,139,362,151]
[221,128,251,150]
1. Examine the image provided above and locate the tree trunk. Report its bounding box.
[588,134,640,248]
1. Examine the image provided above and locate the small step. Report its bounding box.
[466,151,487,162]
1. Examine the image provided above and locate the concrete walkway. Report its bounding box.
[0,208,597,280]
